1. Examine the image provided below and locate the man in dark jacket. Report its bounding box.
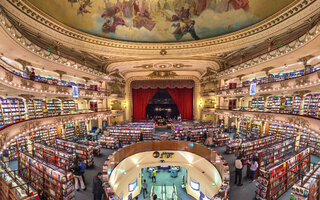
[92,172,104,200]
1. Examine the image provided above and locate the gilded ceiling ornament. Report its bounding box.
[19,121,42,133]
[147,71,177,78]
[295,76,309,85]
[260,84,273,91]
[0,131,8,147]
[5,72,13,82]
[56,86,68,93]
[41,84,49,91]
[279,81,289,88]
[20,79,34,88]
[160,49,167,56]
[286,116,310,129]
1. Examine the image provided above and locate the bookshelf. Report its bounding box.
[226,139,242,154]
[33,143,76,171]
[291,163,320,200]
[62,100,76,114]
[75,121,87,138]
[256,148,310,200]
[46,99,62,117]
[0,98,26,125]
[303,94,320,118]
[237,136,280,162]
[266,96,281,113]
[0,165,39,200]
[266,123,298,139]
[299,131,320,157]
[53,139,94,167]
[64,123,75,140]
[281,96,293,114]
[292,96,302,115]
[18,152,75,200]
[106,127,141,144]
[7,136,28,161]
[99,135,117,149]
[251,97,265,112]
[258,139,295,170]
[213,134,230,147]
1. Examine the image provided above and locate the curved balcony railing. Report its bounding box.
[210,64,320,97]
[0,60,113,98]
[207,107,320,138]
[0,109,123,152]
[105,141,229,200]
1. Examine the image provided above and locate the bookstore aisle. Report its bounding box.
[213,144,320,200]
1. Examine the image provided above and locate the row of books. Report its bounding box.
[18,152,75,200]
[256,148,310,200]
[0,97,79,128]
[53,139,94,167]
[291,162,320,200]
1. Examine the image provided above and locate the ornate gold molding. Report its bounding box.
[2,0,315,51]
[147,71,177,78]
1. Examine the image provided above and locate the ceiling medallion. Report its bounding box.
[134,63,192,70]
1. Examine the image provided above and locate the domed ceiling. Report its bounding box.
[27,0,294,43]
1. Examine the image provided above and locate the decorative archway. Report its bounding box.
[125,76,201,121]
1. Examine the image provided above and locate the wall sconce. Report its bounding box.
[199,98,203,108]
[123,101,127,109]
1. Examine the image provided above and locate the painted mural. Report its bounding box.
[27,0,294,42]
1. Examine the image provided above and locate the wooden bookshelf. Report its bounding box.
[53,139,94,167]
[256,148,310,200]
[33,143,76,171]
[18,152,75,200]
[291,163,320,200]
[0,165,39,200]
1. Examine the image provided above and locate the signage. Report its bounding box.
[153,151,175,158]
[190,178,200,191]
[249,82,257,96]
[72,86,79,98]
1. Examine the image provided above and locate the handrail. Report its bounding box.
[212,106,320,121]
[0,108,113,132]
[0,61,109,93]
[214,63,320,92]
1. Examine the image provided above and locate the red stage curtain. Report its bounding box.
[132,88,158,121]
[166,88,193,120]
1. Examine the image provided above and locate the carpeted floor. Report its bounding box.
[7,128,320,200]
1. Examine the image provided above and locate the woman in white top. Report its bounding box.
[248,157,259,182]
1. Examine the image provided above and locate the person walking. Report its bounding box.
[235,155,243,186]
[152,169,157,183]
[92,172,104,200]
[139,133,144,142]
[248,157,259,182]
[153,194,157,200]
[30,68,36,81]
[2,148,9,168]
[142,179,148,198]
[79,159,86,185]
[72,160,86,191]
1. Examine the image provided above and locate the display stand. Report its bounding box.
[99,135,117,149]
[291,163,320,200]
[237,136,280,162]
[0,164,39,200]
[213,134,230,147]
[226,139,242,154]
[300,131,320,157]
[256,148,310,200]
[33,143,76,171]
[248,139,295,180]
[53,139,94,167]
[18,152,75,200]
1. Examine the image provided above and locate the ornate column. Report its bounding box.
[293,90,311,115]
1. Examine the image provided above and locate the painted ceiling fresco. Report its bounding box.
[27,0,295,42]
